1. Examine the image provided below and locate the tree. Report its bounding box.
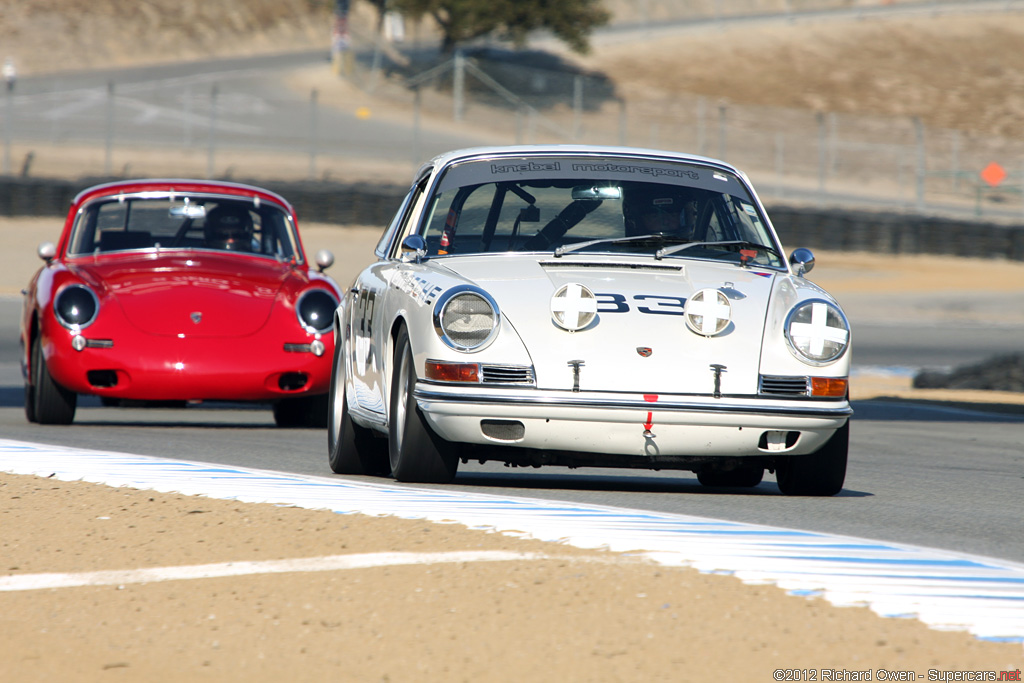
[391,0,610,54]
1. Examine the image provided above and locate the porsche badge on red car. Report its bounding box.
[20,179,342,427]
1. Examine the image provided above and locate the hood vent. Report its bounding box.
[539,261,682,272]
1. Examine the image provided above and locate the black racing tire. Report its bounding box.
[775,421,849,496]
[388,326,458,484]
[697,464,764,488]
[327,333,389,475]
[30,335,77,425]
[273,393,328,428]
[24,364,37,424]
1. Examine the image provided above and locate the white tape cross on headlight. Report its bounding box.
[790,302,849,356]
[551,283,598,331]
[685,288,731,336]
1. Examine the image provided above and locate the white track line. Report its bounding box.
[2,438,1023,642]
[0,551,560,592]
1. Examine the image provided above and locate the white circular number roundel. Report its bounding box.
[550,282,598,331]
[684,288,732,336]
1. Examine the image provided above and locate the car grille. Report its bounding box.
[759,375,809,397]
[481,364,535,385]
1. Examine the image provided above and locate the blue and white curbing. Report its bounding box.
[1,438,1023,642]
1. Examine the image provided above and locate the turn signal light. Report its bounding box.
[425,361,479,383]
[810,377,848,398]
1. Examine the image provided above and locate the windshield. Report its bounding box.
[417,157,784,268]
[67,194,301,260]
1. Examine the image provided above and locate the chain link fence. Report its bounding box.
[349,39,1024,224]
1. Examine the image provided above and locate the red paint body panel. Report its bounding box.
[21,179,342,406]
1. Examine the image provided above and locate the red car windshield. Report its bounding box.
[67,195,301,260]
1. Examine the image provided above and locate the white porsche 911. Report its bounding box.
[328,145,852,495]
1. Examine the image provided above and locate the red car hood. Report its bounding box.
[74,253,295,337]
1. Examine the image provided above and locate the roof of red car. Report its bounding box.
[70,179,294,212]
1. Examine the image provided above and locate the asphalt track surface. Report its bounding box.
[8,51,488,167]
[3,295,1023,566]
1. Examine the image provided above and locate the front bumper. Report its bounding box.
[44,330,333,401]
[414,384,851,459]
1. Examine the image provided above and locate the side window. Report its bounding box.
[705,202,726,242]
[69,207,101,255]
[376,176,431,260]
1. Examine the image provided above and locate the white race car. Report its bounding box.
[328,146,852,495]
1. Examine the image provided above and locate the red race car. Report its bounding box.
[20,179,342,427]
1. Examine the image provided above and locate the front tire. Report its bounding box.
[29,335,77,425]
[776,421,848,496]
[388,327,458,483]
[327,333,389,475]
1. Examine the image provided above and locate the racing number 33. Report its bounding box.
[597,293,687,316]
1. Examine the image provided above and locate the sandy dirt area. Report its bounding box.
[3,2,1024,680]
[2,474,1022,682]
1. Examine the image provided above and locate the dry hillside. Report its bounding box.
[2,1,1024,139]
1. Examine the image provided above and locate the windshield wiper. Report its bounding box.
[554,233,685,257]
[655,240,782,263]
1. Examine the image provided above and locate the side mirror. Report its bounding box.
[315,249,334,272]
[789,247,815,276]
[400,235,426,263]
[37,241,56,262]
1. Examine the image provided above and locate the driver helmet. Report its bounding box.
[625,184,697,238]
[204,204,254,251]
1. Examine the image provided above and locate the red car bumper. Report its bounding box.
[43,327,332,402]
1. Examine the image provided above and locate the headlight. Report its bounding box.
[296,290,337,334]
[684,288,731,337]
[54,284,99,329]
[550,283,597,332]
[433,286,499,351]
[785,299,850,365]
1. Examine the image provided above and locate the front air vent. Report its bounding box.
[279,372,309,391]
[87,370,118,388]
[481,364,535,385]
[759,375,809,397]
[480,419,526,442]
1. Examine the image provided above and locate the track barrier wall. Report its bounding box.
[3,176,1024,261]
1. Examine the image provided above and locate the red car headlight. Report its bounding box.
[296,290,337,334]
[54,284,99,329]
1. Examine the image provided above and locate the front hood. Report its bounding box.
[442,255,779,395]
[74,253,294,337]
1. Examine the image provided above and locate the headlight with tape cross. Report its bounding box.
[785,299,850,365]
[550,282,597,332]
[684,288,731,337]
